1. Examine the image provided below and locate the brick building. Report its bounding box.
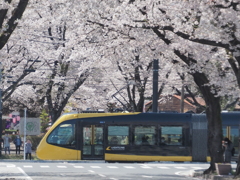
[145,95,240,113]
[145,95,205,113]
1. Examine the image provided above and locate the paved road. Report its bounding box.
[1,161,232,180]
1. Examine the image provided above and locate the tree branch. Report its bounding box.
[0,0,29,50]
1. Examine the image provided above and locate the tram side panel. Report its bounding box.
[37,113,193,161]
[192,114,208,162]
[105,124,191,162]
[104,113,192,162]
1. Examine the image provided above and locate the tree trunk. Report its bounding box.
[204,100,223,173]
[174,49,224,173]
[192,72,224,174]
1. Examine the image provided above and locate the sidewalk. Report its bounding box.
[192,169,240,180]
[1,142,36,156]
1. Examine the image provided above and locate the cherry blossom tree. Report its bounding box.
[147,0,239,173]
[77,0,239,173]
[1,0,239,173]
[0,0,31,110]
[104,41,184,112]
[1,1,113,122]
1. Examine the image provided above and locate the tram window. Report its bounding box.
[83,127,91,145]
[108,126,129,145]
[230,126,239,155]
[134,126,156,145]
[47,122,76,149]
[161,126,182,146]
[94,127,103,145]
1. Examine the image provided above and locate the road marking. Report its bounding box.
[142,175,153,178]
[123,166,135,169]
[17,167,33,180]
[7,165,16,167]
[40,166,50,168]
[157,167,170,169]
[23,166,33,168]
[141,166,152,169]
[90,166,101,168]
[191,167,203,169]
[74,166,84,168]
[107,166,119,168]
[88,170,95,173]
[98,174,106,177]
[175,167,187,169]
[57,166,67,168]
[175,170,194,176]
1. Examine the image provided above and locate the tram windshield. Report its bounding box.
[47,121,76,149]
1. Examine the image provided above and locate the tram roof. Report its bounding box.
[192,112,240,125]
[72,112,192,124]
[221,112,240,125]
[59,111,239,125]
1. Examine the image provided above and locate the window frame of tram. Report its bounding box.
[107,125,129,145]
[82,126,104,156]
[46,121,76,149]
[93,126,104,156]
[160,126,183,146]
[133,125,157,146]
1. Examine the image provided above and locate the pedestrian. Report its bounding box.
[25,139,32,160]
[222,137,233,163]
[3,133,11,154]
[0,137,3,151]
[141,135,150,145]
[14,135,22,155]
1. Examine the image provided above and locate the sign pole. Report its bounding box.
[24,108,26,160]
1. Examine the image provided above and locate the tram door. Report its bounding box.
[82,125,104,160]
[223,126,239,155]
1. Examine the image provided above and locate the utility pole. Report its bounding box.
[24,108,27,160]
[152,59,159,113]
[0,62,2,156]
[180,84,184,113]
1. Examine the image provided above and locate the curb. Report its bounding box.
[0,159,106,163]
[192,170,240,180]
